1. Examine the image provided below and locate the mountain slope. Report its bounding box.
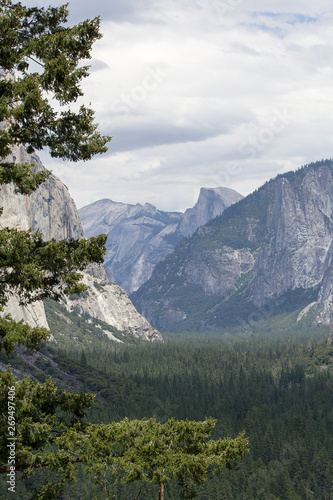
[0,145,162,342]
[79,199,183,293]
[131,160,333,331]
[79,187,243,294]
[179,186,244,237]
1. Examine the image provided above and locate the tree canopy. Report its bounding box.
[0,370,249,498]
[0,2,249,498]
[0,0,109,352]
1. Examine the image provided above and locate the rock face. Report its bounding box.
[0,146,52,330]
[79,200,183,293]
[62,266,162,341]
[0,147,162,342]
[0,145,84,240]
[79,187,243,294]
[131,160,333,331]
[179,187,243,237]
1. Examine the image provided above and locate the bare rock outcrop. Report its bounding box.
[132,160,333,331]
[79,187,243,294]
[0,148,161,342]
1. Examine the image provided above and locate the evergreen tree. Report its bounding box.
[0,2,249,498]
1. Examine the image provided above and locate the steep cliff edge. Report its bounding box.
[79,200,183,293]
[131,160,333,331]
[179,187,243,237]
[0,147,162,342]
[79,187,243,294]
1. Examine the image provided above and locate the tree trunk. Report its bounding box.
[159,482,165,500]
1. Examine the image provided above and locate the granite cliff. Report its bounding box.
[0,146,162,342]
[179,186,244,237]
[79,187,243,294]
[131,160,333,331]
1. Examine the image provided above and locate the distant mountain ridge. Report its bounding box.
[79,187,243,294]
[0,144,162,342]
[131,160,333,331]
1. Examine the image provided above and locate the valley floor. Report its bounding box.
[1,316,332,499]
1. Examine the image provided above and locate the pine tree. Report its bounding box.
[0,2,249,498]
[0,1,109,496]
[0,0,110,352]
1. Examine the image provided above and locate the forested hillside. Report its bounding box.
[1,313,332,499]
[2,2,333,499]
[132,160,333,332]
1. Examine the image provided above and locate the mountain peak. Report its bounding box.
[80,186,243,293]
[131,160,333,331]
[179,186,244,237]
[0,150,161,343]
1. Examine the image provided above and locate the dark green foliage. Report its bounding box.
[0,0,109,354]
[0,369,94,494]
[0,161,50,195]
[0,0,248,485]
[0,1,113,496]
[2,326,332,498]
[0,1,111,166]
[2,2,332,498]
[0,315,49,354]
[0,362,248,498]
[0,228,107,307]
[310,343,333,369]
[83,328,333,499]
[0,230,107,354]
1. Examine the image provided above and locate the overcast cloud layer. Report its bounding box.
[26,0,333,211]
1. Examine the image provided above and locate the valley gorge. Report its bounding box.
[79,187,243,294]
[0,145,162,343]
[131,160,333,332]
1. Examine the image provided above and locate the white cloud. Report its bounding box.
[22,0,333,211]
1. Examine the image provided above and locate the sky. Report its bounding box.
[24,0,333,212]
